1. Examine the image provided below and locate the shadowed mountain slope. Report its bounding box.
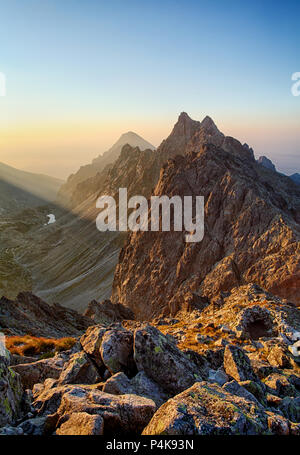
[0,162,63,214]
[3,144,159,311]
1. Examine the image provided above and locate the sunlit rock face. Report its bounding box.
[112,114,300,319]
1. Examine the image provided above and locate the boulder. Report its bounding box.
[203,348,224,370]
[143,381,271,435]
[10,354,37,365]
[263,373,297,398]
[287,373,300,390]
[223,380,262,407]
[103,371,167,407]
[32,378,58,399]
[278,396,300,423]
[266,393,282,407]
[56,412,104,435]
[33,384,77,416]
[234,305,274,340]
[247,355,279,379]
[80,325,107,368]
[0,354,23,426]
[239,380,267,406]
[57,387,156,434]
[58,351,101,385]
[102,372,131,395]
[266,412,290,435]
[223,344,258,382]
[17,417,49,436]
[134,325,201,395]
[130,372,168,407]
[0,425,24,435]
[208,368,228,386]
[267,346,291,369]
[100,328,136,377]
[182,349,210,379]
[11,357,63,389]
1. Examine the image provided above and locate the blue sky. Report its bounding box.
[0,0,299,178]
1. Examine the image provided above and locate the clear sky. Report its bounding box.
[0,0,299,179]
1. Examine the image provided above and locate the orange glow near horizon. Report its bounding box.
[0,113,299,179]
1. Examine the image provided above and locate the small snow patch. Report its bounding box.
[44,214,56,225]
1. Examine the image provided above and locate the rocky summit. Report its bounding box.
[0,113,299,436]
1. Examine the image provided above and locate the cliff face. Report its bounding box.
[112,116,300,320]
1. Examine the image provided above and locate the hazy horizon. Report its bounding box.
[0,0,299,179]
[1,113,299,180]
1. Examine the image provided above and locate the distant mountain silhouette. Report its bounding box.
[58,131,155,206]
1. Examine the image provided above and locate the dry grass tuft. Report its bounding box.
[6,335,76,357]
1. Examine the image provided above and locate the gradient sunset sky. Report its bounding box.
[0,0,299,179]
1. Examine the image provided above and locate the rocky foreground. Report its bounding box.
[0,284,299,435]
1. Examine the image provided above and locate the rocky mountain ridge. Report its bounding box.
[112,114,300,319]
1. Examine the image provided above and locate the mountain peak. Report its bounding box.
[156,113,201,159]
[121,131,140,139]
[171,112,201,137]
[201,115,220,134]
[177,111,192,122]
[115,131,155,150]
